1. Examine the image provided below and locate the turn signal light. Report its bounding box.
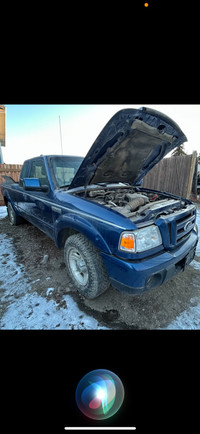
[120,234,135,252]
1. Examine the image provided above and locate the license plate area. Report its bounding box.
[175,247,196,272]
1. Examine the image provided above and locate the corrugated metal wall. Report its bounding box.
[0,164,22,205]
[142,153,197,199]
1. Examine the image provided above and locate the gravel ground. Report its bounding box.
[0,205,200,329]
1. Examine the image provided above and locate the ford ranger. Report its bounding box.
[1,107,198,298]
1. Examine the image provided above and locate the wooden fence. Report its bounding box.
[0,164,22,206]
[142,152,197,199]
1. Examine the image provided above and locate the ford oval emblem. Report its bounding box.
[184,221,193,232]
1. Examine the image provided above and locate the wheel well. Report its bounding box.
[3,196,8,206]
[57,227,78,248]
[57,224,111,254]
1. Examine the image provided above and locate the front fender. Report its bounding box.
[55,213,112,254]
[2,188,14,207]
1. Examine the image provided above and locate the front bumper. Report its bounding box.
[101,231,198,294]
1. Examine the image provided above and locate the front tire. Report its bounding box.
[64,234,110,299]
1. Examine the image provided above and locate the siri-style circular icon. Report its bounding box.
[75,369,124,420]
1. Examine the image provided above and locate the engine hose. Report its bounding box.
[128,197,146,211]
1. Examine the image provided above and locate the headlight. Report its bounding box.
[194,223,198,235]
[119,225,162,253]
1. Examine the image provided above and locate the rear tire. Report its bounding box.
[64,233,110,299]
[7,201,24,226]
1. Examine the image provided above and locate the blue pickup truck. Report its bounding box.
[1,107,198,298]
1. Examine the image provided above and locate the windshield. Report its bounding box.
[50,156,84,187]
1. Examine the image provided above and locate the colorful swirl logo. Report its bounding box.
[75,369,124,420]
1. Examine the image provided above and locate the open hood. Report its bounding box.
[69,107,187,189]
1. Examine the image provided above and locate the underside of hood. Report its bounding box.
[69,107,187,189]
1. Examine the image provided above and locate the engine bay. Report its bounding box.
[76,186,188,223]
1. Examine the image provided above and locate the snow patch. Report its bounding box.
[0,206,7,219]
[165,298,200,329]
[190,259,200,270]
[0,293,101,330]
[46,287,55,296]
[0,233,107,330]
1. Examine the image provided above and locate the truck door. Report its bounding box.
[19,159,54,239]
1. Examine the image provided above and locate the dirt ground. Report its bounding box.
[0,209,200,329]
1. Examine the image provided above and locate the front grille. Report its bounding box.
[175,211,196,246]
[157,205,196,250]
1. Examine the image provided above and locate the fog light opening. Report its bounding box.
[146,273,163,290]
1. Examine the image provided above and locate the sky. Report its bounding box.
[1,104,200,165]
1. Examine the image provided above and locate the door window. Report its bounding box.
[19,161,29,186]
[29,160,49,187]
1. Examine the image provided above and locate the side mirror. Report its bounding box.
[23,178,49,192]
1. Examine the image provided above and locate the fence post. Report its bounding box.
[186,151,197,199]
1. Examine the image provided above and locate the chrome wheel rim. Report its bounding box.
[68,247,88,286]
